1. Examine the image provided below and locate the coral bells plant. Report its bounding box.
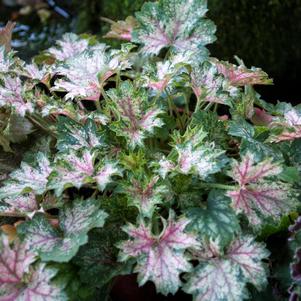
[0,0,300,300]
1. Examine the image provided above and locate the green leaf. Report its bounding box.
[74,225,131,288]
[228,118,282,161]
[57,116,105,152]
[186,190,240,248]
[18,198,108,262]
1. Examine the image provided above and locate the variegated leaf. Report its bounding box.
[48,33,90,61]
[0,152,52,199]
[184,236,269,301]
[163,128,227,179]
[141,52,192,91]
[1,192,39,217]
[118,212,199,295]
[107,81,164,148]
[94,162,122,191]
[132,0,216,56]
[120,175,169,217]
[212,58,272,86]
[0,46,14,73]
[191,62,237,104]
[57,116,105,152]
[272,109,301,142]
[48,149,120,196]
[0,76,33,116]
[227,153,295,226]
[0,235,67,300]
[186,190,240,248]
[18,198,108,262]
[52,45,128,101]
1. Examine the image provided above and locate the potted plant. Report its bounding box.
[0,0,300,300]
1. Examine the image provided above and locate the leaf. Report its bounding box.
[74,225,130,287]
[48,149,120,196]
[120,175,169,217]
[18,198,108,262]
[227,153,295,227]
[0,21,15,52]
[103,16,138,41]
[0,152,52,200]
[118,212,199,295]
[160,127,227,179]
[212,58,273,86]
[57,116,105,152]
[141,52,192,92]
[48,33,89,61]
[186,190,240,248]
[107,81,164,148]
[52,45,129,101]
[184,236,269,301]
[3,114,34,143]
[0,76,33,116]
[1,192,39,217]
[228,118,282,161]
[191,62,237,104]
[132,0,216,56]
[0,235,67,300]
[0,46,14,73]
[271,109,301,142]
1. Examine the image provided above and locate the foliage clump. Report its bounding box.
[0,0,300,300]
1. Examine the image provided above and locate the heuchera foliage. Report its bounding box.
[0,0,300,300]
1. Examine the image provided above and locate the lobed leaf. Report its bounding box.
[184,236,269,301]
[227,153,295,226]
[132,0,216,56]
[0,152,52,200]
[118,212,199,295]
[18,198,108,262]
[0,235,67,300]
[57,116,105,152]
[0,76,33,116]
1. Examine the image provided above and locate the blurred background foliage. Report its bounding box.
[0,0,300,103]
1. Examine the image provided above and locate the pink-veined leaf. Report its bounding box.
[1,192,40,218]
[107,81,164,148]
[212,58,272,86]
[0,235,67,300]
[141,52,193,92]
[132,0,216,56]
[184,236,269,301]
[47,33,89,61]
[271,109,301,142]
[48,149,121,196]
[227,153,295,226]
[118,212,199,295]
[102,16,137,41]
[191,62,236,104]
[0,76,33,116]
[52,44,132,101]
[121,175,169,217]
[18,198,108,262]
[0,152,52,200]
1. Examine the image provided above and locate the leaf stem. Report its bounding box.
[200,183,236,190]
